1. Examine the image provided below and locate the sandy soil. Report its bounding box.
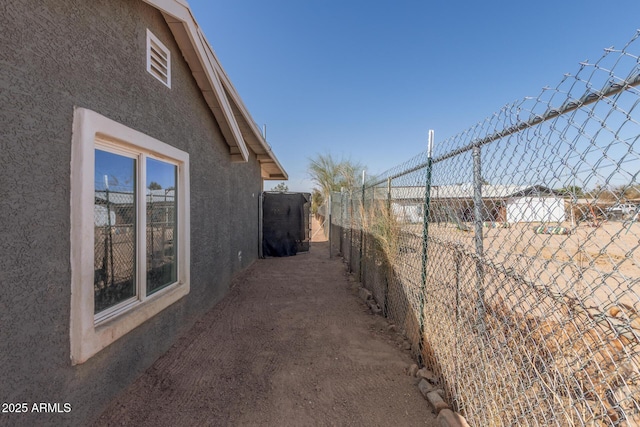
[93,219,437,426]
[397,220,640,309]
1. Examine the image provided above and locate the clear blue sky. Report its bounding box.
[187,0,640,193]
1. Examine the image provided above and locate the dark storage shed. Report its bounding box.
[260,192,311,257]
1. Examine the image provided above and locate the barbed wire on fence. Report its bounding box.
[330,30,640,426]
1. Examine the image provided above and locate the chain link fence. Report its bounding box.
[331,30,640,426]
[94,189,177,313]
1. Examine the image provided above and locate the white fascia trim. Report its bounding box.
[199,30,288,179]
[142,0,288,178]
[194,28,249,161]
[70,107,190,365]
[142,0,249,162]
[209,50,264,144]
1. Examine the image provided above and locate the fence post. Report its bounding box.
[472,144,486,335]
[258,192,263,258]
[359,170,366,282]
[328,194,332,258]
[454,243,462,405]
[386,177,392,214]
[104,175,115,289]
[383,177,392,316]
[349,194,354,273]
[340,189,344,256]
[419,130,435,366]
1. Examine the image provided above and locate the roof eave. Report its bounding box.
[141,0,287,179]
[210,45,289,180]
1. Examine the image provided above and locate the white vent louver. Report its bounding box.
[146,29,171,88]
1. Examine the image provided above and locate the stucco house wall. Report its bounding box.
[0,1,273,424]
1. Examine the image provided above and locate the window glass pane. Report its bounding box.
[94,149,137,313]
[146,158,178,294]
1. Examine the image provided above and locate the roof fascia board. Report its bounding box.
[206,43,288,179]
[194,28,249,161]
[142,0,287,178]
[142,0,249,162]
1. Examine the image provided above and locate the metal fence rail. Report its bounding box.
[331,30,640,426]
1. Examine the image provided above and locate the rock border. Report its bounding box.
[354,281,470,426]
[410,366,470,426]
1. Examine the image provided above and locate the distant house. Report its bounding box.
[1,0,286,425]
[389,184,565,223]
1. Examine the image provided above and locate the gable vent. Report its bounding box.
[146,29,171,88]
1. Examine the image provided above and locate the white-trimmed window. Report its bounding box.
[70,107,189,364]
[146,29,171,88]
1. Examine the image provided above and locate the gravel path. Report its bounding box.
[94,221,437,426]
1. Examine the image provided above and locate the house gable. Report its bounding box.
[141,0,287,180]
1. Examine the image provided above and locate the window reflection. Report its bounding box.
[146,158,178,294]
[94,149,137,313]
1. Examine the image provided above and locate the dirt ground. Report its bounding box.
[93,219,437,426]
[399,220,640,309]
